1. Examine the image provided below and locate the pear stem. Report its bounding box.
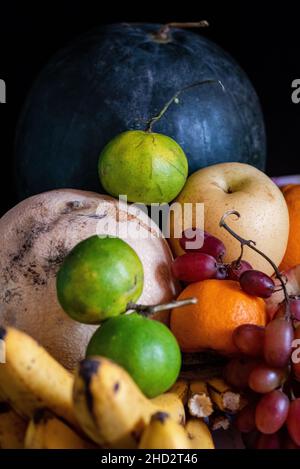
[219,210,290,319]
[145,80,225,133]
[126,297,197,317]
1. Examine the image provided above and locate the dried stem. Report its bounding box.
[127,297,197,317]
[219,210,290,318]
[145,80,225,133]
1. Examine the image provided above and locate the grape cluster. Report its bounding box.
[172,212,300,449]
[172,227,276,299]
[227,323,300,448]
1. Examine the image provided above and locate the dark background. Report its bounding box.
[0,1,299,216]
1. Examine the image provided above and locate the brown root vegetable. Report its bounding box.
[0,189,178,369]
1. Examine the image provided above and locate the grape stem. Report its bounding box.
[145,80,225,133]
[126,297,197,317]
[219,210,290,319]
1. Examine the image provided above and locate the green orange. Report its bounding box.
[56,236,144,324]
[98,130,188,204]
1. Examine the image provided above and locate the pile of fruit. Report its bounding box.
[1,22,300,451]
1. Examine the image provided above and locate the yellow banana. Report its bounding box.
[151,393,185,425]
[73,357,184,448]
[188,380,213,418]
[138,412,191,449]
[0,326,76,427]
[168,379,189,405]
[207,377,244,413]
[25,410,95,449]
[0,403,27,449]
[185,418,214,449]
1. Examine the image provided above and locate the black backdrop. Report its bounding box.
[0,1,299,216]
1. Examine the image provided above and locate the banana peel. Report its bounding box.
[207,377,245,414]
[138,412,191,449]
[188,380,213,418]
[185,418,214,449]
[0,403,27,449]
[168,379,189,406]
[73,357,186,448]
[0,326,76,427]
[25,409,96,449]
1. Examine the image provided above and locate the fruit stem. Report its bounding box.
[152,21,209,43]
[219,210,290,318]
[126,297,197,317]
[145,80,225,133]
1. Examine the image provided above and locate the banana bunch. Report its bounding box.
[0,326,76,427]
[170,375,246,437]
[0,403,27,449]
[138,412,214,449]
[72,356,186,448]
[0,325,225,449]
[25,410,96,449]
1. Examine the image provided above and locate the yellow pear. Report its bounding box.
[169,163,289,275]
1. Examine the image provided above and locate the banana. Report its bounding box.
[0,403,27,448]
[25,409,96,449]
[185,418,214,449]
[73,357,185,448]
[207,377,245,414]
[0,326,76,427]
[187,380,213,418]
[168,379,189,405]
[138,412,192,449]
[151,393,185,425]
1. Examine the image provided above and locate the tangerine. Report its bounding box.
[279,184,300,271]
[170,279,266,355]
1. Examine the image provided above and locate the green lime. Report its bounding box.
[98,130,188,204]
[56,236,144,324]
[86,313,181,398]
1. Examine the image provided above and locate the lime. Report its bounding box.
[86,313,181,397]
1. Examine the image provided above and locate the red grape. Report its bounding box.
[180,228,226,260]
[255,432,281,449]
[255,390,289,434]
[224,357,259,389]
[248,365,286,393]
[292,326,300,380]
[233,324,265,357]
[227,260,253,281]
[171,252,217,283]
[290,296,300,321]
[235,404,256,433]
[286,398,300,446]
[264,318,293,367]
[239,270,275,298]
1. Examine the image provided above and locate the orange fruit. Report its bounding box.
[170,279,266,355]
[279,184,300,272]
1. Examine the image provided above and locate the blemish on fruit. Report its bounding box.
[113,382,120,393]
[153,411,169,423]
